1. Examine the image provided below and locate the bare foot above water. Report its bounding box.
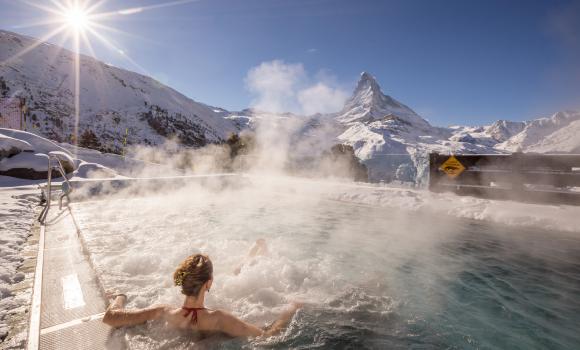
[234,238,268,275]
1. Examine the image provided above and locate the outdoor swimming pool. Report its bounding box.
[71,185,580,349]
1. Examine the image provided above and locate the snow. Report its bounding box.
[0,188,37,344]
[0,176,46,187]
[0,151,74,173]
[334,72,430,129]
[73,161,124,179]
[49,151,75,169]
[0,129,77,177]
[511,114,580,153]
[0,152,48,172]
[0,129,70,156]
[0,133,32,157]
[58,143,166,177]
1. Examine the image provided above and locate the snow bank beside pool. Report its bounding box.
[0,134,32,158]
[0,129,69,156]
[73,161,124,179]
[0,152,48,172]
[59,143,163,177]
[0,189,37,344]
[0,129,77,180]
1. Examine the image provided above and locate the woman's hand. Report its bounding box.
[262,301,304,337]
[102,290,168,328]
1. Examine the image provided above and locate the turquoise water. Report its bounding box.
[265,202,580,350]
[278,222,580,349]
[75,191,580,349]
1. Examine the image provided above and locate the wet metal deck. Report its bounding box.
[29,207,112,349]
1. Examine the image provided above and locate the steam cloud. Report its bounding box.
[245,60,348,115]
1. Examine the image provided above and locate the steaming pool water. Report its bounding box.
[71,185,580,349]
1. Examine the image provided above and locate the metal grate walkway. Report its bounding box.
[30,207,113,349]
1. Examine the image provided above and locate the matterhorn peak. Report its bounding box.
[335,72,431,129]
[355,71,382,96]
[359,71,377,83]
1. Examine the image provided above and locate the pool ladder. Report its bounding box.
[38,152,73,223]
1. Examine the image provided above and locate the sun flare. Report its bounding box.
[63,7,90,31]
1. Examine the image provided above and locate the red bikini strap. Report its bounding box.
[181,307,205,325]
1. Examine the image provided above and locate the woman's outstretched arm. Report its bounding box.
[212,302,302,338]
[211,310,264,337]
[102,295,168,328]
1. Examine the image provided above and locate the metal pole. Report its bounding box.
[46,157,52,213]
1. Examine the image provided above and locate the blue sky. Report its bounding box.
[1,0,580,126]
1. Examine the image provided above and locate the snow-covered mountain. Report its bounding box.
[496,110,580,153]
[322,72,580,182]
[335,72,431,129]
[330,73,497,182]
[220,71,579,183]
[0,30,236,152]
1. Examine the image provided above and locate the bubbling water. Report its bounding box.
[72,183,580,349]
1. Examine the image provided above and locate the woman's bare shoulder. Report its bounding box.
[198,309,230,329]
[202,308,226,320]
[150,304,178,317]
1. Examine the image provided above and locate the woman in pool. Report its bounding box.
[102,240,301,338]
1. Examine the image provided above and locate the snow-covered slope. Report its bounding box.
[496,111,580,153]
[0,30,235,151]
[485,120,526,143]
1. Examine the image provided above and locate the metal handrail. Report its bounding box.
[38,153,73,223]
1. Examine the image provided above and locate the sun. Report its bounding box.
[63,6,90,32]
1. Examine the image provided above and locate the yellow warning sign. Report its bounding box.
[439,156,466,178]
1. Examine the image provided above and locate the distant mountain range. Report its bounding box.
[327,72,580,181]
[1,29,579,182]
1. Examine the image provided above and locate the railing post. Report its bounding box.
[39,153,72,223]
